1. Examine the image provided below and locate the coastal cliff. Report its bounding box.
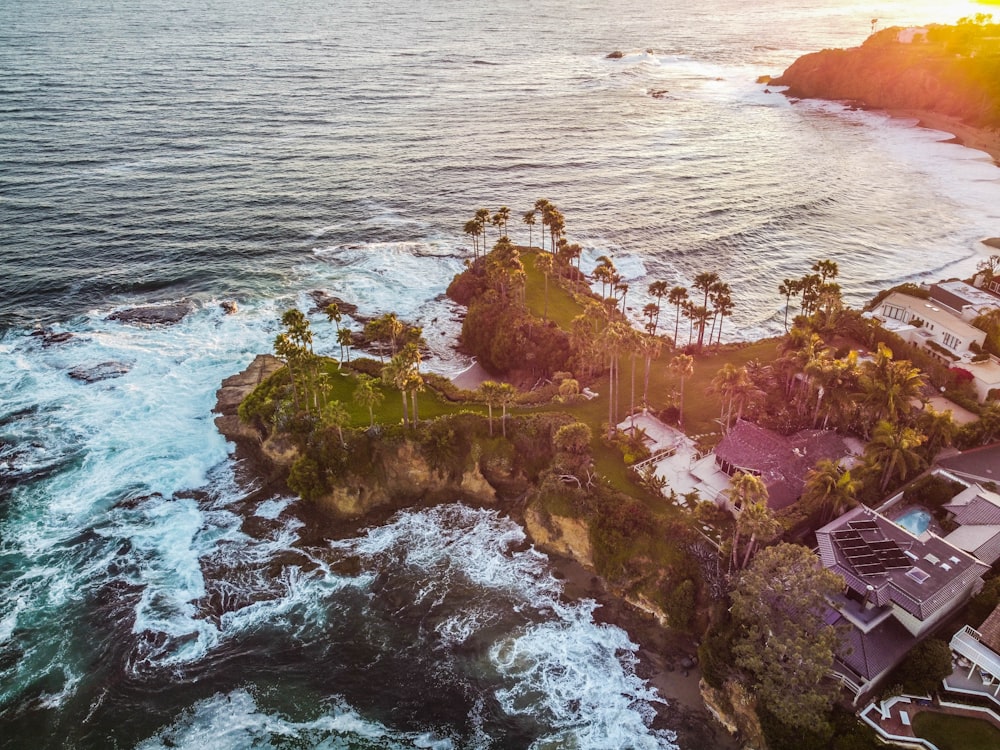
[771,21,1000,160]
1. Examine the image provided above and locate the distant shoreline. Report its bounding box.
[889,107,1000,167]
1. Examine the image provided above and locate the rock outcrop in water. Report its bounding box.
[106,300,195,325]
[772,22,1000,133]
[214,355,516,519]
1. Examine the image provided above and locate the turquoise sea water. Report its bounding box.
[2,1,999,748]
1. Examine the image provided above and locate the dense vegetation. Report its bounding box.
[237,197,1000,750]
[774,15,1000,131]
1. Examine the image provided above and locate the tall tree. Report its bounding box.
[353,374,383,427]
[778,278,800,332]
[859,343,925,431]
[668,286,688,348]
[535,251,554,321]
[669,353,694,426]
[535,199,551,252]
[463,219,482,260]
[479,380,505,436]
[475,207,492,245]
[494,205,510,235]
[738,498,782,571]
[865,420,927,493]
[802,459,859,523]
[522,210,536,249]
[648,280,669,335]
[337,327,353,365]
[495,382,517,437]
[731,544,844,733]
[725,472,770,571]
[693,271,720,310]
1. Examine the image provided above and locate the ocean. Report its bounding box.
[1,0,999,747]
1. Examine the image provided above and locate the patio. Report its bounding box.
[622,412,732,509]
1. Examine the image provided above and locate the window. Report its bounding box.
[883,304,907,321]
[906,567,930,584]
[942,332,961,351]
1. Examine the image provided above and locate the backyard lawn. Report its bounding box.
[912,710,1000,750]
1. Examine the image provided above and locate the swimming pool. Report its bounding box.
[895,507,931,536]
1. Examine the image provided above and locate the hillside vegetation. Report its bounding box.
[773,16,1000,131]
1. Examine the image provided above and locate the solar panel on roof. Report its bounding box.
[849,520,879,531]
[856,563,885,576]
[869,540,898,551]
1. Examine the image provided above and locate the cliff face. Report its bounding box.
[772,27,1000,130]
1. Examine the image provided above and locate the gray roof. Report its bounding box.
[817,506,989,622]
[714,420,852,510]
[937,443,1000,485]
[829,608,916,685]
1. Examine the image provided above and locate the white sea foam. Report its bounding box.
[334,505,677,749]
[306,241,473,376]
[137,688,457,750]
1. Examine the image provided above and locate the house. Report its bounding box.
[927,280,1000,323]
[946,603,1000,703]
[713,419,855,512]
[936,442,1000,486]
[897,27,929,44]
[817,506,989,701]
[871,291,986,363]
[943,484,1000,565]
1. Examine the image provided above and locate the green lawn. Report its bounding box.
[521,249,587,331]
[319,360,486,428]
[912,711,1000,750]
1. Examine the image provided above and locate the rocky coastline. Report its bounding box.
[213,355,738,749]
[771,24,1000,165]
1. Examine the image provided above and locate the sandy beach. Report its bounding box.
[450,360,493,390]
[889,108,1000,166]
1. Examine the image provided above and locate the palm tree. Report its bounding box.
[725,473,770,570]
[353,374,383,427]
[648,280,669,335]
[812,259,839,284]
[668,286,688,348]
[495,205,511,235]
[381,355,410,427]
[709,282,733,346]
[479,381,505,436]
[464,219,483,260]
[693,271,720,310]
[602,321,630,436]
[802,459,859,523]
[496,382,517,437]
[642,303,659,334]
[475,207,492,245]
[522,210,536,248]
[859,343,925,431]
[639,333,662,407]
[337,328,353,365]
[737,498,781,570]
[534,199,552,251]
[669,353,694,426]
[709,363,758,433]
[535,251,554,321]
[866,420,927,494]
[778,278,800,332]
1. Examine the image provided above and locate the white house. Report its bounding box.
[872,291,987,364]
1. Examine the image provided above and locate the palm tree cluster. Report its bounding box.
[272,309,349,435]
[642,273,733,352]
[777,259,842,331]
